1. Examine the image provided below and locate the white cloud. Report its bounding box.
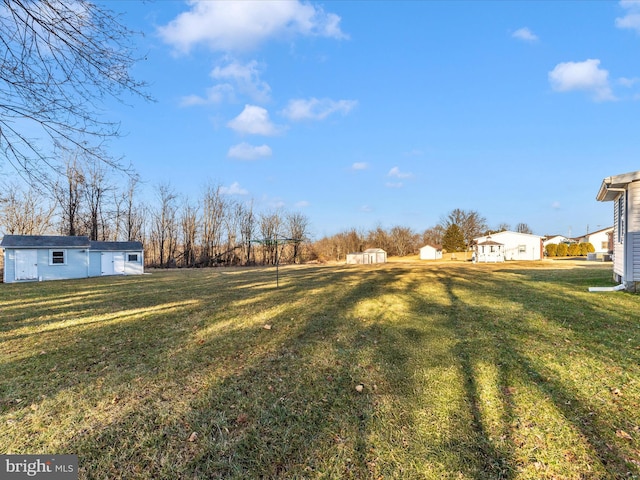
[619,77,640,87]
[388,166,413,179]
[227,105,283,136]
[179,84,233,106]
[512,27,539,42]
[360,205,372,212]
[351,162,368,171]
[228,142,272,160]
[385,182,404,188]
[211,59,271,103]
[548,59,615,101]
[294,200,310,208]
[281,98,357,121]
[616,0,640,33]
[552,201,561,210]
[220,182,249,195]
[158,0,347,54]
[180,59,270,106]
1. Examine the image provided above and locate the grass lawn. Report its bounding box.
[1,260,639,479]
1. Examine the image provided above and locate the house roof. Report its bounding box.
[596,170,640,202]
[0,235,90,248]
[0,235,142,251]
[364,248,386,253]
[473,230,543,243]
[477,240,503,246]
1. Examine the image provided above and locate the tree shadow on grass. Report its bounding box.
[2,263,639,478]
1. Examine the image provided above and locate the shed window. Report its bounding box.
[127,253,139,262]
[50,250,66,265]
[518,245,526,253]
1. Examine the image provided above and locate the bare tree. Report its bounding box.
[440,208,487,248]
[0,0,149,182]
[122,176,143,242]
[286,212,310,264]
[259,210,283,265]
[55,158,85,236]
[516,222,533,234]
[239,201,256,265]
[389,225,417,257]
[200,182,227,266]
[0,183,55,234]
[180,199,199,268]
[151,183,178,267]
[422,225,445,247]
[82,160,114,240]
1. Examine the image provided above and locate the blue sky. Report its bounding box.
[104,0,640,239]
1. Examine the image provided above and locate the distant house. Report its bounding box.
[346,248,387,265]
[473,231,543,262]
[596,170,640,291]
[574,226,613,254]
[1,235,144,283]
[543,235,572,247]
[419,244,442,261]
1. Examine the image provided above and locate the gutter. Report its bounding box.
[588,284,626,292]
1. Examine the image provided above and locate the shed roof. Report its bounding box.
[0,235,90,248]
[90,241,143,251]
[0,235,143,251]
[596,170,640,202]
[364,248,386,253]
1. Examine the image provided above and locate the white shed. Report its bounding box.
[419,244,442,260]
[473,231,543,262]
[346,248,387,265]
[596,170,640,291]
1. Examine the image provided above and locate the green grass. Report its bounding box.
[1,261,639,479]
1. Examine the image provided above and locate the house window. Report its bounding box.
[601,241,608,250]
[518,245,526,253]
[50,250,66,265]
[127,253,139,262]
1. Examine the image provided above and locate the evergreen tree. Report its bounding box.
[442,224,466,252]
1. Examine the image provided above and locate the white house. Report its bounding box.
[1,235,144,283]
[419,244,442,260]
[575,226,613,254]
[473,231,543,262]
[346,248,387,265]
[543,235,572,247]
[596,170,640,291]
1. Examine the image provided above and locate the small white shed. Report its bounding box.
[596,170,640,291]
[346,248,387,265]
[419,244,442,260]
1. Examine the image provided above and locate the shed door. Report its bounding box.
[15,249,38,281]
[113,253,125,274]
[101,252,125,275]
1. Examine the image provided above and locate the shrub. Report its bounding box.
[545,243,558,257]
[556,243,568,256]
[581,242,595,255]
[567,243,581,256]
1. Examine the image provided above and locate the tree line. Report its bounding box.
[0,158,310,268]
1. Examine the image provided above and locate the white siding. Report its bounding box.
[613,193,624,278]
[628,182,640,232]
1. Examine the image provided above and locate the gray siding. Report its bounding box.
[3,248,88,283]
